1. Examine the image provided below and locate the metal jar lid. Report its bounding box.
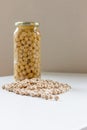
[15,22,39,27]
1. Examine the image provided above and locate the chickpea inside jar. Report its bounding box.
[14,22,41,80]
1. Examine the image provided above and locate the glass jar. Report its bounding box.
[14,22,41,80]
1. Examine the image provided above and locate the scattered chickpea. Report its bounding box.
[2,78,71,101]
[55,96,59,101]
[45,95,49,100]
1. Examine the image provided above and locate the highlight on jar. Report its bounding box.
[14,22,41,80]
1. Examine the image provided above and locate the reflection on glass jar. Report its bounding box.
[14,22,41,80]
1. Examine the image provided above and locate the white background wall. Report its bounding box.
[0,0,87,76]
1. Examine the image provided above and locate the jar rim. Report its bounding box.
[15,22,40,27]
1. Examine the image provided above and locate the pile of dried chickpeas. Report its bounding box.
[14,25,40,80]
[2,78,71,101]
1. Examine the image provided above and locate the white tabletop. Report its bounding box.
[0,72,87,130]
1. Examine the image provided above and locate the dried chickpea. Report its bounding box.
[2,78,71,101]
[14,22,41,80]
[55,96,59,101]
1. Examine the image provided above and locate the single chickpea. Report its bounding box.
[20,65,25,71]
[19,35,23,40]
[25,37,28,42]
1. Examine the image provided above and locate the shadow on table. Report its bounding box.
[80,127,87,130]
